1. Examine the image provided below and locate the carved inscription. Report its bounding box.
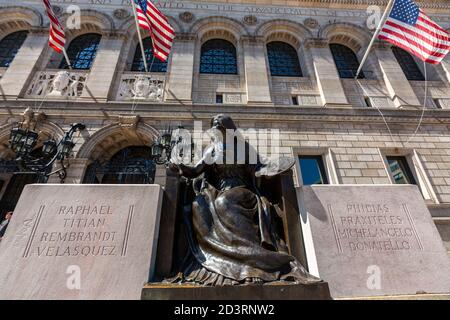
[26,0,447,23]
[327,202,423,253]
[41,0,372,18]
[24,204,134,258]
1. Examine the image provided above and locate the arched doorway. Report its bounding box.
[82,146,156,184]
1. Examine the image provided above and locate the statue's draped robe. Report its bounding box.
[176,162,319,285]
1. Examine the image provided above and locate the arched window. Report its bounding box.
[0,31,28,68]
[131,37,167,72]
[267,41,302,77]
[392,46,425,81]
[200,39,237,74]
[60,33,101,70]
[330,44,364,79]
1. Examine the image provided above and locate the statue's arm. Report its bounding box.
[179,162,208,178]
[169,145,213,178]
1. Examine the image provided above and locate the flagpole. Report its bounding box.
[131,0,149,72]
[62,48,72,70]
[355,0,395,79]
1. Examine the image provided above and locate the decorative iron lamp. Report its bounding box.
[8,122,86,183]
[9,127,26,146]
[150,128,175,165]
[59,139,75,159]
[42,139,57,157]
[151,139,164,158]
[23,130,39,153]
[150,126,194,166]
[161,132,172,148]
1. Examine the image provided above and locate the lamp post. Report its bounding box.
[9,122,86,183]
[150,129,177,165]
[150,126,193,166]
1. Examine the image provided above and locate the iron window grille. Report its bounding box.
[267,41,303,77]
[200,39,238,75]
[329,43,365,79]
[131,37,167,72]
[59,33,101,70]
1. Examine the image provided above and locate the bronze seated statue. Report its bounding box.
[167,114,321,286]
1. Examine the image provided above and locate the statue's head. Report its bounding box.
[210,114,237,134]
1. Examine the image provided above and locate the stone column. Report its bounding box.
[165,34,195,103]
[47,158,90,184]
[304,38,349,107]
[373,42,421,108]
[81,33,126,102]
[0,28,48,99]
[241,36,272,105]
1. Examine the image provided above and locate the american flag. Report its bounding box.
[134,0,175,62]
[42,0,66,53]
[378,0,450,65]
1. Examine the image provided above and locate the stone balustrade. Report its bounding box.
[15,68,450,109]
[116,72,165,102]
[25,69,88,99]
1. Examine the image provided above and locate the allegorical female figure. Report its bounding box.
[169,114,320,285]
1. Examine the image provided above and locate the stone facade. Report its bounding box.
[0,0,450,253]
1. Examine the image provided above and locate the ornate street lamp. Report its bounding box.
[9,122,86,183]
[151,129,175,165]
[150,126,191,165]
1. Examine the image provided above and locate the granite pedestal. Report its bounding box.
[0,184,163,300]
[298,185,450,298]
[141,282,331,300]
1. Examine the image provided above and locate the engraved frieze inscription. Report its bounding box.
[327,202,423,253]
[23,204,135,258]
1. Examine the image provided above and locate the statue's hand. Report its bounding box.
[255,156,295,177]
[168,162,180,174]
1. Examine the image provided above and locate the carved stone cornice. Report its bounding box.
[6,100,450,127]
